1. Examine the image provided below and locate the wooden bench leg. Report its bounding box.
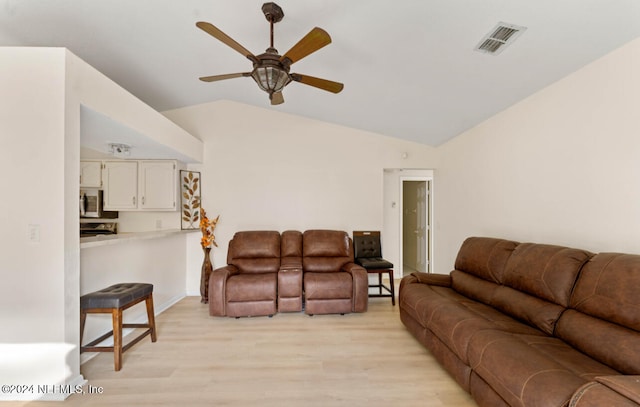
[145,294,157,342]
[113,308,123,372]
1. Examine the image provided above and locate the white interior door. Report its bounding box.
[401,178,431,275]
[415,181,428,272]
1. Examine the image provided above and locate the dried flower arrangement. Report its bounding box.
[199,208,219,249]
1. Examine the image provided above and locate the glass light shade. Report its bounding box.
[251,66,291,93]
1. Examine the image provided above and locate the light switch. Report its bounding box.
[28,224,40,242]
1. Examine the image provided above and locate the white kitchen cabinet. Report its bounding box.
[103,161,138,210]
[80,160,102,188]
[103,160,177,211]
[138,160,176,210]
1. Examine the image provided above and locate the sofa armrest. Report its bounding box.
[571,376,640,406]
[343,262,368,313]
[208,265,239,316]
[411,272,452,287]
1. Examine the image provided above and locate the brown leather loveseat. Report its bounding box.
[399,237,640,407]
[209,229,368,317]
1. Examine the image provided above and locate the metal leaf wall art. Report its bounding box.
[180,170,201,230]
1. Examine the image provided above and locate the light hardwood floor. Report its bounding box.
[17,294,477,407]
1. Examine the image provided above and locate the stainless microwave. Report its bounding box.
[80,189,102,218]
[80,189,118,218]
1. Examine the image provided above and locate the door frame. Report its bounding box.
[399,175,433,276]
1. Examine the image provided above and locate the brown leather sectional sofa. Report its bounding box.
[399,237,640,407]
[209,229,368,317]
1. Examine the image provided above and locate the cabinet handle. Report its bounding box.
[142,196,145,205]
[133,196,136,205]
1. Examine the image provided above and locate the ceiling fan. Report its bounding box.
[196,2,344,105]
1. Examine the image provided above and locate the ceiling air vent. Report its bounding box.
[475,22,527,55]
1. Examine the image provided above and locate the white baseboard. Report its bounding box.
[186,288,200,296]
[154,294,185,314]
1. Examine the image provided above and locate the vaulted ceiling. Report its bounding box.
[1,1,639,146]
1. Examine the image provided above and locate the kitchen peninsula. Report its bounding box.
[80,228,194,249]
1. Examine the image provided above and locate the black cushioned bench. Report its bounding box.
[80,283,157,371]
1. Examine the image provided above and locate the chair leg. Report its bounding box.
[80,310,87,346]
[378,273,383,295]
[388,271,396,306]
[112,308,123,371]
[145,294,157,342]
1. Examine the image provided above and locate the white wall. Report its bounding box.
[164,101,437,289]
[0,48,73,400]
[435,38,640,273]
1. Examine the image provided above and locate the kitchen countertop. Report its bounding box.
[80,229,198,249]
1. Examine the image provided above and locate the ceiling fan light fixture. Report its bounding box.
[251,65,290,93]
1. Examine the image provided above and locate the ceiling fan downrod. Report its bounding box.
[262,2,284,51]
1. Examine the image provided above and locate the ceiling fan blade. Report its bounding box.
[270,92,284,105]
[196,21,257,62]
[291,74,344,94]
[280,27,331,66]
[199,72,250,82]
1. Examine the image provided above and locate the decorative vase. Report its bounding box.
[200,247,213,304]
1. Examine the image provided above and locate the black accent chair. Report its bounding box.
[353,231,395,305]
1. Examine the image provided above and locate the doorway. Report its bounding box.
[401,178,431,276]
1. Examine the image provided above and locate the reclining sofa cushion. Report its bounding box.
[467,330,618,407]
[227,230,281,273]
[225,273,278,316]
[490,243,592,335]
[454,237,520,284]
[569,253,640,331]
[425,295,546,364]
[302,229,352,273]
[304,272,353,299]
[556,253,640,375]
[450,237,518,306]
[501,243,592,307]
